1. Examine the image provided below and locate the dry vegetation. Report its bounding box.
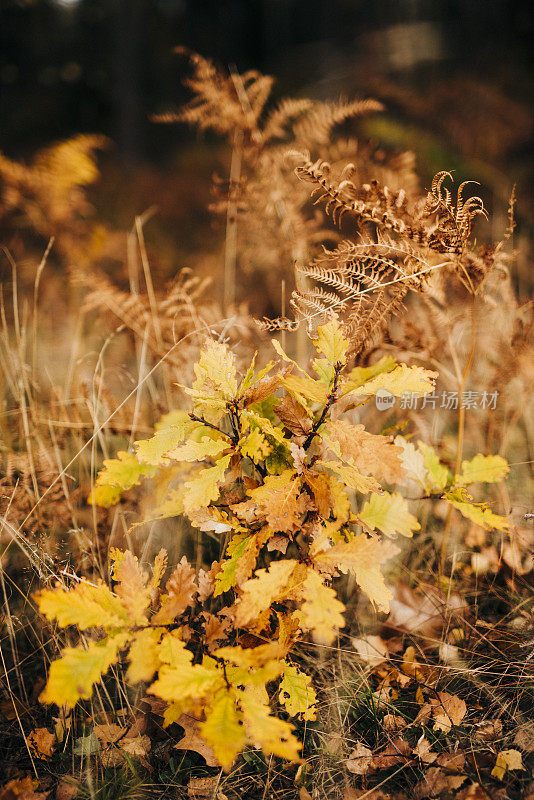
[0,49,533,800]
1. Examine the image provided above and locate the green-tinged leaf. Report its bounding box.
[346,356,397,389]
[36,581,128,629]
[40,634,128,708]
[317,460,380,494]
[343,363,437,398]
[312,319,348,366]
[456,454,509,486]
[444,488,510,531]
[417,441,449,491]
[166,436,230,463]
[88,451,156,507]
[185,340,237,423]
[134,411,199,465]
[214,534,256,596]
[201,690,246,771]
[245,409,287,445]
[312,358,331,385]
[239,428,272,462]
[358,492,420,538]
[279,664,317,721]
[182,455,231,516]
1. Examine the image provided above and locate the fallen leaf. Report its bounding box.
[430,692,467,732]
[0,776,47,800]
[370,737,411,770]
[514,721,534,753]
[351,635,389,668]
[382,714,407,732]
[456,783,491,800]
[267,534,290,554]
[414,767,467,798]
[174,714,219,767]
[413,735,437,764]
[414,703,432,725]
[188,776,218,798]
[491,748,524,780]
[436,752,466,771]
[26,728,56,759]
[473,719,502,741]
[55,778,80,800]
[345,741,373,775]
[386,581,463,638]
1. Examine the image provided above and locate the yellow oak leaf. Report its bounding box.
[150,548,168,593]
[241,691,301,762]
[244,409,287,445]
[40,633,128,708]
[279,664,317,721]
[344,363,437,398]
[182,455,231,516]
[280,374,329,405]
[248,470,304,532]
[200,690,246,771]
[36,581,128,630]
[295,568,346,645]
[444,488,510,531]
[394,436,428,487]
[317,460,380,494]
[322,420,404,484]
[313,535,400,613]
[345,356,397,388]
[456,453,509,486]
[149,660,223,705]
[166,436,230,463]
[234,560,298,627]
[358,492,420,538]
[186,340,237,423]
[312,318,349,366]
[238,428,272,462]
[134,410,199,465]
[126,627,164,684]
[88,451,155,507]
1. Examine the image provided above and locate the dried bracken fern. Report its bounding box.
[155,50,399,311]
[261,158,493,360]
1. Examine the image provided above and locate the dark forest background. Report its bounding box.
[1,0,533,276]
